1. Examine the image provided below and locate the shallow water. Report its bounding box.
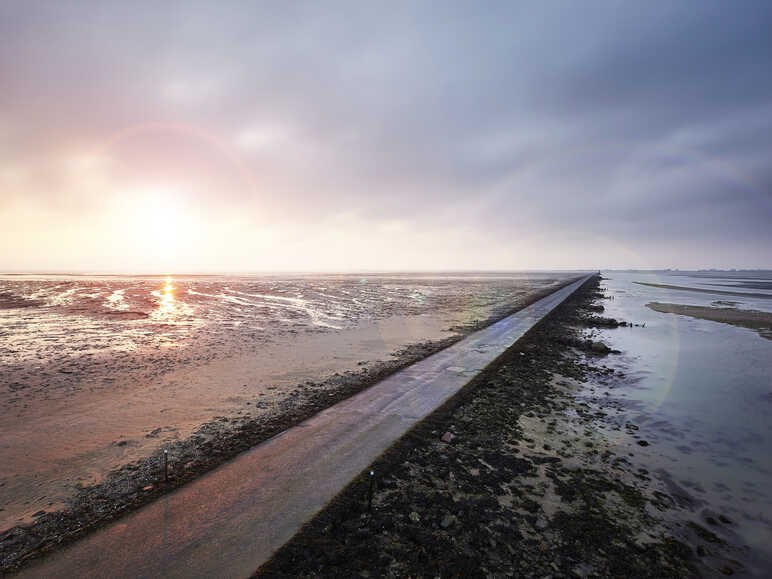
[0,273,574,407]
[597,272,772,574]
[0,273,569,371]
[0,271,572,531]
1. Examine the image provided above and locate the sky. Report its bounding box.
[1,1,771,273]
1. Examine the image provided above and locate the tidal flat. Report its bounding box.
[646,302,772,340]
[3,271,769,576]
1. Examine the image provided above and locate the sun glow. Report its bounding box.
[109,187,198,270]
[146,192,187,253]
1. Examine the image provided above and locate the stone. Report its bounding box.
[590,341,611,354]
[440,514,455,528]
[441,431,454,443]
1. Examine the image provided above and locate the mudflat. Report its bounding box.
[646,302,772,340]
[633,281,772,300]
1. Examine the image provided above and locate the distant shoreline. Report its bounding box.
[646,302,772,340]
[633,280,772,299]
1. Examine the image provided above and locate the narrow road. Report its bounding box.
[18,275,591,579]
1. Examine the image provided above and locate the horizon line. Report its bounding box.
[2,267,772,277]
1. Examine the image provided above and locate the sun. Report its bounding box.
[145,192,184,249]
[103,185,205,272]
[118,187,197,264]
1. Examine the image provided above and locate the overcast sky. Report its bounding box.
[1,1,770,272]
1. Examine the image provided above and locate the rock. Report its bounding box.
[573,562,601,578]
[590,341,611,354]
[440,514,455,528]
[688,521,723,543]
[441,431,454,443]
[583,316,619,327]
[637,440,649,447]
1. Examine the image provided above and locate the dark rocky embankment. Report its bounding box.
[256,277,743,578]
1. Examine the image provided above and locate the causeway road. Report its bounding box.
[18,274,592,579]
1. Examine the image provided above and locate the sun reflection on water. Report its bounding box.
[152,276,179,320]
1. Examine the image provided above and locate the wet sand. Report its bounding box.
[0,317,454,528]
[646,302,772,340]
[700,281,772,291]
[633,281,772,300]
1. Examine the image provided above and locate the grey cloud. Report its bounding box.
[1,0,771,267]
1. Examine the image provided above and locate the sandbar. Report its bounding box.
[646,302,772,340]
[633,281,772,299]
